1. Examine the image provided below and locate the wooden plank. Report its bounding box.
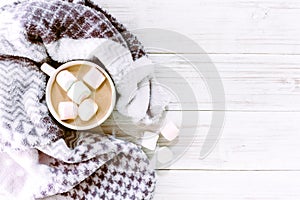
[148,53,300,111]
[100,0,300,54]
[101,110,300,170]
[155,170,300,200]
[165,111,300,170]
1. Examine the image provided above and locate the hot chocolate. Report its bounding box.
[50,63,113,128]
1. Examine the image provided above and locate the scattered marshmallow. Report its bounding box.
[67,81,91,104]
[78,98,98,121]
[141,131,159,151]
[160,121,179,141]
[157,146,173,163]
[58,101,78,120]
[83,67,105,90]
[56,70,77,91]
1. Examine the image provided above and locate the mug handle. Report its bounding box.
[41,63,56,76]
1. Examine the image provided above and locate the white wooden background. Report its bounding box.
[100,0,300,199]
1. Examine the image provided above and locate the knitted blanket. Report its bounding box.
[0,0,168,199]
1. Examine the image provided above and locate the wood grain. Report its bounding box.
[100,0,300,54]
[155,170,300,200]
[148,53,300,111]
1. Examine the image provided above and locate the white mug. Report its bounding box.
[41,60,116,130]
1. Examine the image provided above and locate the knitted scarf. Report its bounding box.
[0,0,168,199]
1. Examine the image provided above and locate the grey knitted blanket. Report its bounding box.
[0,0,167,199]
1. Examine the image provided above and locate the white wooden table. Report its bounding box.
[101,0,300,199]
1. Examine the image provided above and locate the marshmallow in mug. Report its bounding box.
[78,98,98,121]
[58,101,78,120]
[56,70,77,91]
[67,81,91,104]
[83,67,106,90]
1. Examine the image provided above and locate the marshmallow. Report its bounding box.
[78,98,98,121]
[141,131,159,151]
[67,81,91,104]
[58,101,78,120]
[157,147,173,164]
[83,67,105,90]
[56,70,77,91]
[160,121,179,141]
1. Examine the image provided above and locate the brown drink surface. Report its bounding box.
[51,63,112,127]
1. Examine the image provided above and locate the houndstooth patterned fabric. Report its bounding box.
[0,0,159,199]
[37,133,155,199]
